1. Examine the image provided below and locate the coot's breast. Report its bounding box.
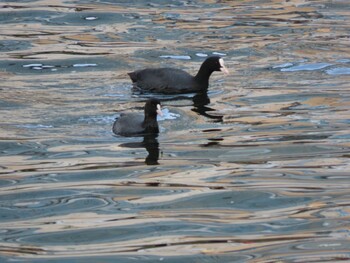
[130,68,199,94]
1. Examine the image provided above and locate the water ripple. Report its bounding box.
[0,0,349,261]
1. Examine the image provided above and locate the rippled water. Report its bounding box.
[1,0,350,262]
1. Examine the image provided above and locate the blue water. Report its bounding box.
[0,0,350,262]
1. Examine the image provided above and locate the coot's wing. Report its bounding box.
[112,113,144,135]
[129,68,198,94]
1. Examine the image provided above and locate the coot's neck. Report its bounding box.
[194,63,215,90]
[142,113,159,133]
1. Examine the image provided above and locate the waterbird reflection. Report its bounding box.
[134,91,223,122]
[119,134,160,165]
[191,92,223,122]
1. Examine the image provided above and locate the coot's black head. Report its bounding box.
[144,98,162,117]
[202,56,229,74]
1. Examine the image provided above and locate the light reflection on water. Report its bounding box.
[0,0,350,262]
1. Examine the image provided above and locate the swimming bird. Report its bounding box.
[128,56,229,94]
[112,98,162,136]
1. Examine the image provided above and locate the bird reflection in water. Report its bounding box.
[192,92,223,122]
[137,91,223,122]
[119,134,160,165]
[143,134,160,165]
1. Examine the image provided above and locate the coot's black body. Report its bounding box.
[128,56,229,94]
[112,98,162,136]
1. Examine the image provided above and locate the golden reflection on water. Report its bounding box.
[0,0,350,262]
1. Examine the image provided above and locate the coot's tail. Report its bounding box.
[127,72,137,83]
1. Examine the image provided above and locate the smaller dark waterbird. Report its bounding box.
[112,98,162,136]
[128,56,229,94]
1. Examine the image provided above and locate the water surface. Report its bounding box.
[0,0,350,262]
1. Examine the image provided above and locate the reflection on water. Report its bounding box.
[1,0,350,262]
[192,92,223,122]
[119,134,160,165]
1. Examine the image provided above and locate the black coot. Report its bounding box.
[128,56,229,94]
[112,98,162,136]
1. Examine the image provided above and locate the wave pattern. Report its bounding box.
[0,0,349,262]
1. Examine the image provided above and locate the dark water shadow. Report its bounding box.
[119,134,160,165]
